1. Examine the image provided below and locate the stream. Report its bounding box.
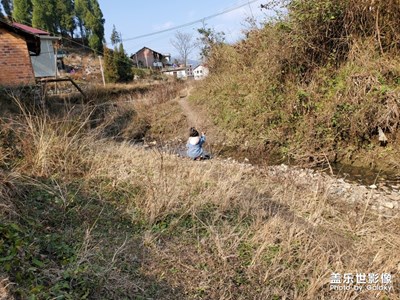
[155,142,400,194]
[329,163,400,192]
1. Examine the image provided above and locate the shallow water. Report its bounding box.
[327,163,400,191]
[148,142,400,192]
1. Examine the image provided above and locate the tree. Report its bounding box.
[1,0,12,17]
[103,46,118,83]
[110,24,121,46]
[86,0,105,53]
[75,0,88,39]
[31,0,56,32]
[55,0,75,36]
[103,25,133,84]
[197,25,225,61]
[75,0,104,53]
[12,0,32,25]
[170,31,197,66]
[114,43,133,82]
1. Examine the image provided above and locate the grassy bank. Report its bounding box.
[1,86,399,299]
[190,0,400,172]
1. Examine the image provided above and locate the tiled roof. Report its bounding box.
[12,22,50,35]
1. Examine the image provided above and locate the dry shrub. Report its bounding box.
[345,0,400,51]
[192,1,400,166]
[5,97,95,178]
[144,81,183,104]
[125,82,187,142]
[88,80,185,142]
[286,0,400,70]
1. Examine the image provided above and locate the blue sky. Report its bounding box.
[97,0,269,60]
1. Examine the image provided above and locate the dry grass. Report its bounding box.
[1,84,399,299]
[86,142,400,299]
[0,277,14,300]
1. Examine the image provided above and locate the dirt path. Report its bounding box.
[177,85,202,129]
[176,84,220,142]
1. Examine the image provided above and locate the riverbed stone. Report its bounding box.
[382,201,395,209]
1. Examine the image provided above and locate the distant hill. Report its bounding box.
[170,57,200,67]
[187,59,200,67]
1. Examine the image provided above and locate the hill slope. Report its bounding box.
[191,0,400,172]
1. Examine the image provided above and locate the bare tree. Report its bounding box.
[170,31,197,66]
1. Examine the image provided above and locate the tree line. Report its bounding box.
[0,0,105,53]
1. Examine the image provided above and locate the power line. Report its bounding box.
[119,0,262,43]
[11,0,264,63]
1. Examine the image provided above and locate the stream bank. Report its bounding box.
[141,139,400,216]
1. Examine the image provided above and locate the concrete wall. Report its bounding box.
[0,28,35,86]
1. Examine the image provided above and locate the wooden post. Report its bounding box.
[98,55,106,86]
[54,43,58,95]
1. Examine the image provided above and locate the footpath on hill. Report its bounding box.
[176,84,223,145]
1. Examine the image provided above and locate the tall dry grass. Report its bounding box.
[8,97,95,178]
[84,141,400,299]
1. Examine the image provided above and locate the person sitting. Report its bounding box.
[186,127,207,160]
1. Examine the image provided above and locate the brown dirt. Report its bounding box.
[176,83,226,146]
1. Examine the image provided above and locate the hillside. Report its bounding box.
[191,0,400,174]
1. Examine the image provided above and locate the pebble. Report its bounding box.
[262,164,399,214]
[387,193,400,201]
[382,201,395,209]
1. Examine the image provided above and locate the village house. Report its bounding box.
[12,22,60,78]
[0,21,61,87]
[162,67,187,79]
[0,20,41,86]
[131,47,171,69]
[193,64,209,80]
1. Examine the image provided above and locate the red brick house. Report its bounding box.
[131,47,171,69]
[0,20,41,86]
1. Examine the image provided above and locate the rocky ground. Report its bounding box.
[225,160,400,216]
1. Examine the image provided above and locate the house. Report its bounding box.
[131,47,170,69]
[186,64,194,77]
[193,65,209,80]
[0,20,41,86]
[163,67,187,79]
[12,22,60,78]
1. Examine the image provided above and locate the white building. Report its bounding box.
[193,65,209,80]
[163,67,187,79]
